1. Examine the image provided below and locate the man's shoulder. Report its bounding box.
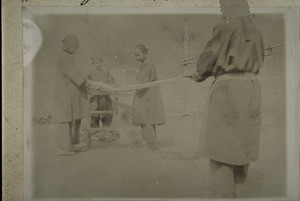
[214,19,239,32]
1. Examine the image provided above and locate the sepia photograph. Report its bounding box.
[19,1,299,201]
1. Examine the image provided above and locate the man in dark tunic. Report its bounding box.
[191,0,264,197]
[52,35,94,156]
[132,44,166,151]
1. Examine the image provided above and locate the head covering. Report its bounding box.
[219,0,250,18]
[62,35,79,50]
[91,56,103,64]
[219,0,252,41]
[135,44,149,54]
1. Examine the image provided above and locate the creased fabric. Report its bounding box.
[132,61,166,125]
[195,16,264,165]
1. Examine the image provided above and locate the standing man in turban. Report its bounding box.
[52,35,94,156]
[132,44,166,151]
[191,0,264,197]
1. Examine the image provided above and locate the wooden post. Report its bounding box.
[184,15,190,75]
[182,15,190,116]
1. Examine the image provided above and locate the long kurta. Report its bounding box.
[52,52,90,123]
[132,61,166,125]
[195,16,264,165]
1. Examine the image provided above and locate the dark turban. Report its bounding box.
[135,44,149,54]
[62,35,80,51]
[219,0,250,17]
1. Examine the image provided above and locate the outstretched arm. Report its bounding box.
[58,58,87,87]
[191,24,224,82]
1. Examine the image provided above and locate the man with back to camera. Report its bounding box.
[191,0,264,197]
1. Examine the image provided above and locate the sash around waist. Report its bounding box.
[216,73,258,81]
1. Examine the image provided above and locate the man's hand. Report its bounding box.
[94,81,114,94]
[85,79,95,88]
[190,73,205,82]
[107,72,116,85]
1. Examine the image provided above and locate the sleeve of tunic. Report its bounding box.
[193,24,227,82]
[194,18,264,78]
[136,63,156,96]
[149,65,157,82]
[136,64,155,83]
[58,57,87,86]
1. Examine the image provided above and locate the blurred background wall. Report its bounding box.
[29,14,285,122]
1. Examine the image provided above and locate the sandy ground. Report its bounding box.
[31,115,286,199]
